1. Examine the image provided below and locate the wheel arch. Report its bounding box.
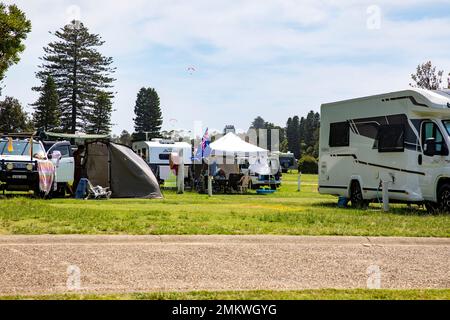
[349,175,364,199]
[436,176,450,201]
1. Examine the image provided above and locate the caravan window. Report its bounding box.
[159,154,170,160]
[329,122,350,147]
[377,124,404,152]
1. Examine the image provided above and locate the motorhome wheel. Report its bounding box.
[437,183,450,213]
[350,180,367,209]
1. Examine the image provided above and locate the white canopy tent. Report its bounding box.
[207,132,268,157]
[206,133,271,175]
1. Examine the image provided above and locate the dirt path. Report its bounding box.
[0,235,448,296]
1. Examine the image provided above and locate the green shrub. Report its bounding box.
[298,155,318,174]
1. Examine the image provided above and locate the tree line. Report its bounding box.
[248,112,320,160]
[0,3,163,140]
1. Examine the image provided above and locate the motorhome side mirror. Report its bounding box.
[424,138,436,156]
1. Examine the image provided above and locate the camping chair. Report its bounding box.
[85,179,112,200]
[238,175,251,194]
[228,173,243,193]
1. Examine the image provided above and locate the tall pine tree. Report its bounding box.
[133,87,163,141]
[34,20,115,133]
[86,91,113,134]
[32,75,60,131]
[286,116,301,158]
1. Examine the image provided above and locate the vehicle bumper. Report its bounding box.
[0,170,39,191]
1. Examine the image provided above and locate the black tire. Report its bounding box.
[270,184,277,190]
[350,180,367,209]
[437,183,450,213]
[425,202,439,214]
[51,183,66,198]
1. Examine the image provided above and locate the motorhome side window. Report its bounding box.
[329,122,350,147]
[422,122,447,155]
[377,124,405,152]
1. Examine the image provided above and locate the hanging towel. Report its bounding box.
[37,160,55,195]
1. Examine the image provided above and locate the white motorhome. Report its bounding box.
[319,88,450,212]
[132,139,192,182]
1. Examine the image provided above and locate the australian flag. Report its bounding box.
[194,128,211,161]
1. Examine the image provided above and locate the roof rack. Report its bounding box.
[0,132,36,139]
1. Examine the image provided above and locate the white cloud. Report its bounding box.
[2,0,450,134]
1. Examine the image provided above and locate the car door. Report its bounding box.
[419,121,448,200]
[49,144,74,183]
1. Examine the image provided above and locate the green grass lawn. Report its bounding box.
[0,173,449,237]
[2,289,449,300]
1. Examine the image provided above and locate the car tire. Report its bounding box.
[437,183,450,213]
[425,202,439,214]
[350,180,367,209]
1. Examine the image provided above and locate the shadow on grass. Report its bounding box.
[309,201,444,216]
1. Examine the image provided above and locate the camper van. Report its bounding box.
[319,88,450,213]
[132,139,192,182]
[274,152,297,173]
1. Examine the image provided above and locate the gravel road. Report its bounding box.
[0,235,448,296]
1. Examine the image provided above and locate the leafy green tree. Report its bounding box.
[118,130,132,146]
[86,91,113,134]
[0,3,31,94]
[298,155,318,174]
[35,20,115,133]
[32,75,60,131]
[0,96,31,132]
[250,116,266,129]
[410,61,443,90]
[133,87,163,141]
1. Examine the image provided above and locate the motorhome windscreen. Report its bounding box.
[443,120,450,136]
[0,140,45,156]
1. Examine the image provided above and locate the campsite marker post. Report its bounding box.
[382,180,389,212]
[297,172,301,192]
[208,175,213,197]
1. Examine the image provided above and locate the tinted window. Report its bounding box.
[329,122,350,147]
[159,154,170,160]
[377,124,404,152]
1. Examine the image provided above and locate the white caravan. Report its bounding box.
[319,88,450,212]
[132,139,192,182]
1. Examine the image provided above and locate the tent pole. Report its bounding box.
[208,161,212,197]
[177,149,184,194]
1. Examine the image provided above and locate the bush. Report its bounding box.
[298,155,318,174]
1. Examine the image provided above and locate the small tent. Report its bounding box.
[84,141,162,199]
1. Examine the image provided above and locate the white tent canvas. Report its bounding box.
[208,132,268,156]
[206,133,271,175]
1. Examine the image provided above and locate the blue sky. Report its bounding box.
[2,0,450,136]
